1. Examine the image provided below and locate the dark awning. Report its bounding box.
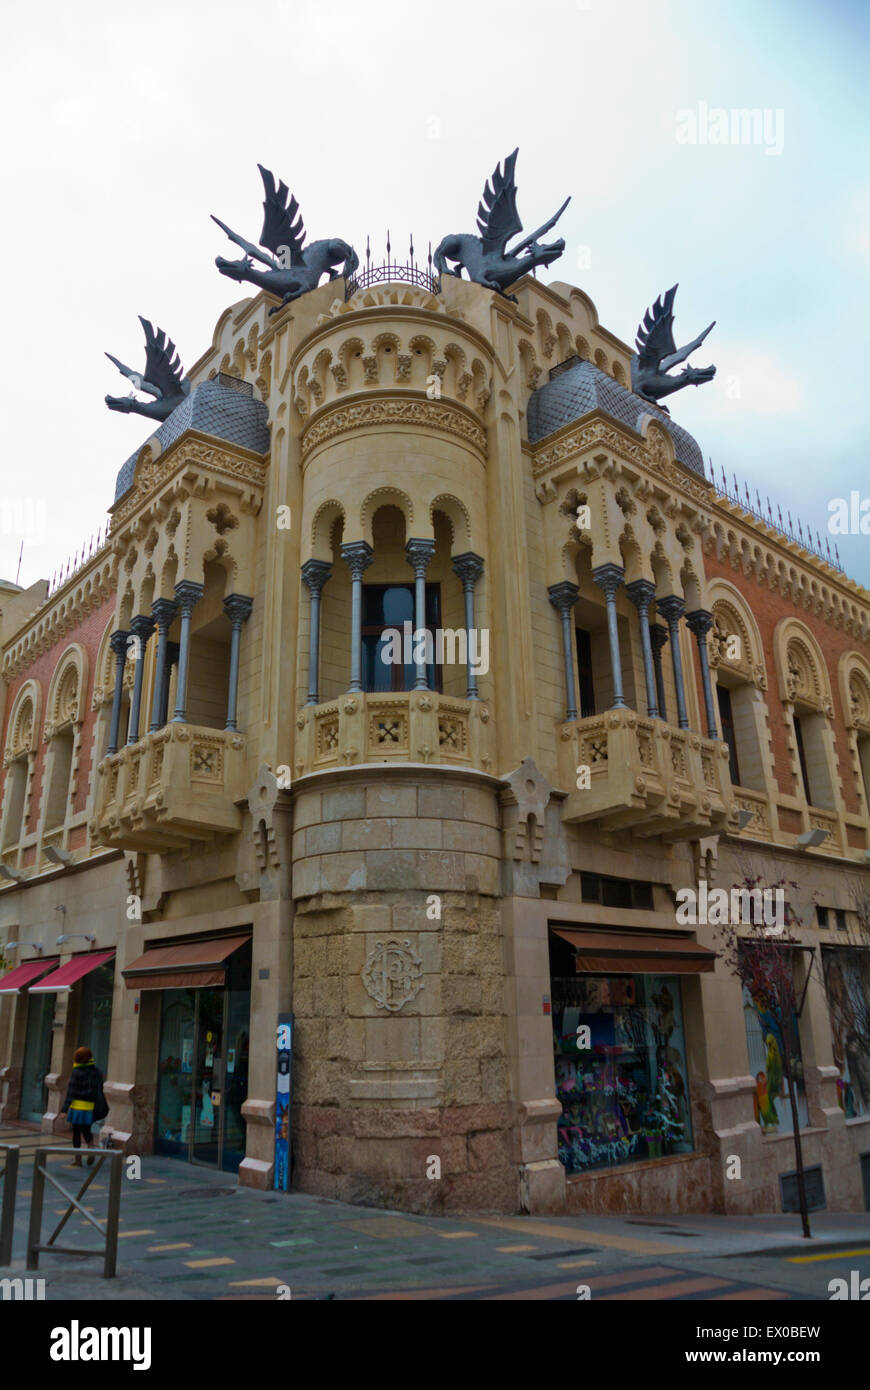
[30,950,116,994]
[551,927,717,975]
[122,935,251,991]
[0,957,60,994]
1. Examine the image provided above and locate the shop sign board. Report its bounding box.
[275,1014,293,1192]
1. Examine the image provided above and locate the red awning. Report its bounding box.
[122,934,251,991]
[0,957,60,994]
[29,950,116,994]
[551,927,717,975]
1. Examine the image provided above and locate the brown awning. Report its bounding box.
[551,927,717,975]
[122,934,251,991]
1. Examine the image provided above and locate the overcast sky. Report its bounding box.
[1,0,868,591]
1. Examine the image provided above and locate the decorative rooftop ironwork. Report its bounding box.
[46,522,111,598]
[707,460,844,576]
[345,233,441,299]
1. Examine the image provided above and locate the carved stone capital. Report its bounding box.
[451,551,485,589]
[109,629,130,659]
[405,537,436,577]
[224,593,254,627]
[685,608,714,640]
[592,563,626,600]
[547,581,579,617]
[656,594,686,627]
[340,540,374,579]
[151,598,178,632]
[649,621,669,652]
[174,579,204,616]
[300,559,332,597]
[129,613,156,644]
[625,578,657,613]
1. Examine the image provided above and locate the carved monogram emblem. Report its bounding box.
[361,939,424,1013]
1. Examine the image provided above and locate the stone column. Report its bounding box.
[223,594,254,732]
[548,582,580,722]
[148,599,178,733]
[452,551,485,700]
[406,538,436,691]
[626,579,658,719]
[657,595,689,730]
[592,563,627,710]
[300,560,332,706]
[171,580,204,723]
[686,608,719,740]
[341,541,374,694]
[107,630,129,755]
[650,622,669,722]
[126,615,155,745]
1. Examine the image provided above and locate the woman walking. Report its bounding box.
[63,1045,107,1166]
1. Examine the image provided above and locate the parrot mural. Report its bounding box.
[754,1070,779,1129]
[765,1032,784,1115]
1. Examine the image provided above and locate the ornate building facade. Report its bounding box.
[1,266,869,1215]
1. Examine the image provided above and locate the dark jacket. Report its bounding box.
[63,1061,104,1111]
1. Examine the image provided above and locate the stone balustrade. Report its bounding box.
[558,707,736,839]
[91,724,246,851]
[294,691,494,778]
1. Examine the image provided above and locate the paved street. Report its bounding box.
[2,1124,869,1301]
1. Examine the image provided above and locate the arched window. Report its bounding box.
[839,654,870,819]
[775,621,838,812]
[1,682,40,854]
[707,589,769,793]
[42,646,88,837]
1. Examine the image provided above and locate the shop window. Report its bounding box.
[78,959,115,1077]
[580,873,654,911]
[717,686,741,786]
[823,948,870,1117]
[550,938,693,1173]
[741,953,809,1131]
[575,627,596,718]
[361,584,442,693]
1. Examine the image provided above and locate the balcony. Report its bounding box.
[294,691,494,777]
[91,724,246,851]
[558,708,737,839]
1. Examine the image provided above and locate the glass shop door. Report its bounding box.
[20,990,55,1123]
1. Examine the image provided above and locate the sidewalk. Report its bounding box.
[2,1132,869,1299]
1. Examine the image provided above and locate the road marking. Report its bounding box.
[148,1242,192,1252]
[787,1247,870,1264]
[270,1238,315,1248]
[602,1275,731,1300]
[118,1229,156,1238]
[471,1216,687,1255]
[228,1277,283,1287]
[185,1256,236,1268]
[713,1288,788,1300]
[558,1259,598,1269]
[438,1231,478,1240]
[497,1244,536,1253]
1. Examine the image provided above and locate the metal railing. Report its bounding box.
[345,232,441,299]
[46,522,112,598]
[707,460,844,575]
[0,1143,19,1264]
[26,1145,123,1278]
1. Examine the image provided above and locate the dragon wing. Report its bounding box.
[139,318,185,400]
[635,284,678,370]
[476,149,523,256]
[258,164,306,264]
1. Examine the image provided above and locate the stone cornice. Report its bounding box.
[291,299,496,372]
[301,391,487,461]
[2,547,117,680]
[110,431,268,533]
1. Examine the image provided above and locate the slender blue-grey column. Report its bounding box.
[452,551,485,700]
[650,622,669,722]
[657,595,689,730]
[626,579,659,719]
[406,538,436,691]
[548,582,580,721]
[686,609,719,740]
[126,614,155,745]
[161,642,179,728]
[301,560,332,705]
[149,599,178,733]
[593,563,627,710]
[171,580,204,723]
[107,630,129,755]
[223,594,253,731]
[341,541,374,694]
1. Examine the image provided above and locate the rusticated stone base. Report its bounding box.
[102,1080,156,1155]
[294,1101,518,1213]
[0,1064,22,1122]
[565,1152,713,1215]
